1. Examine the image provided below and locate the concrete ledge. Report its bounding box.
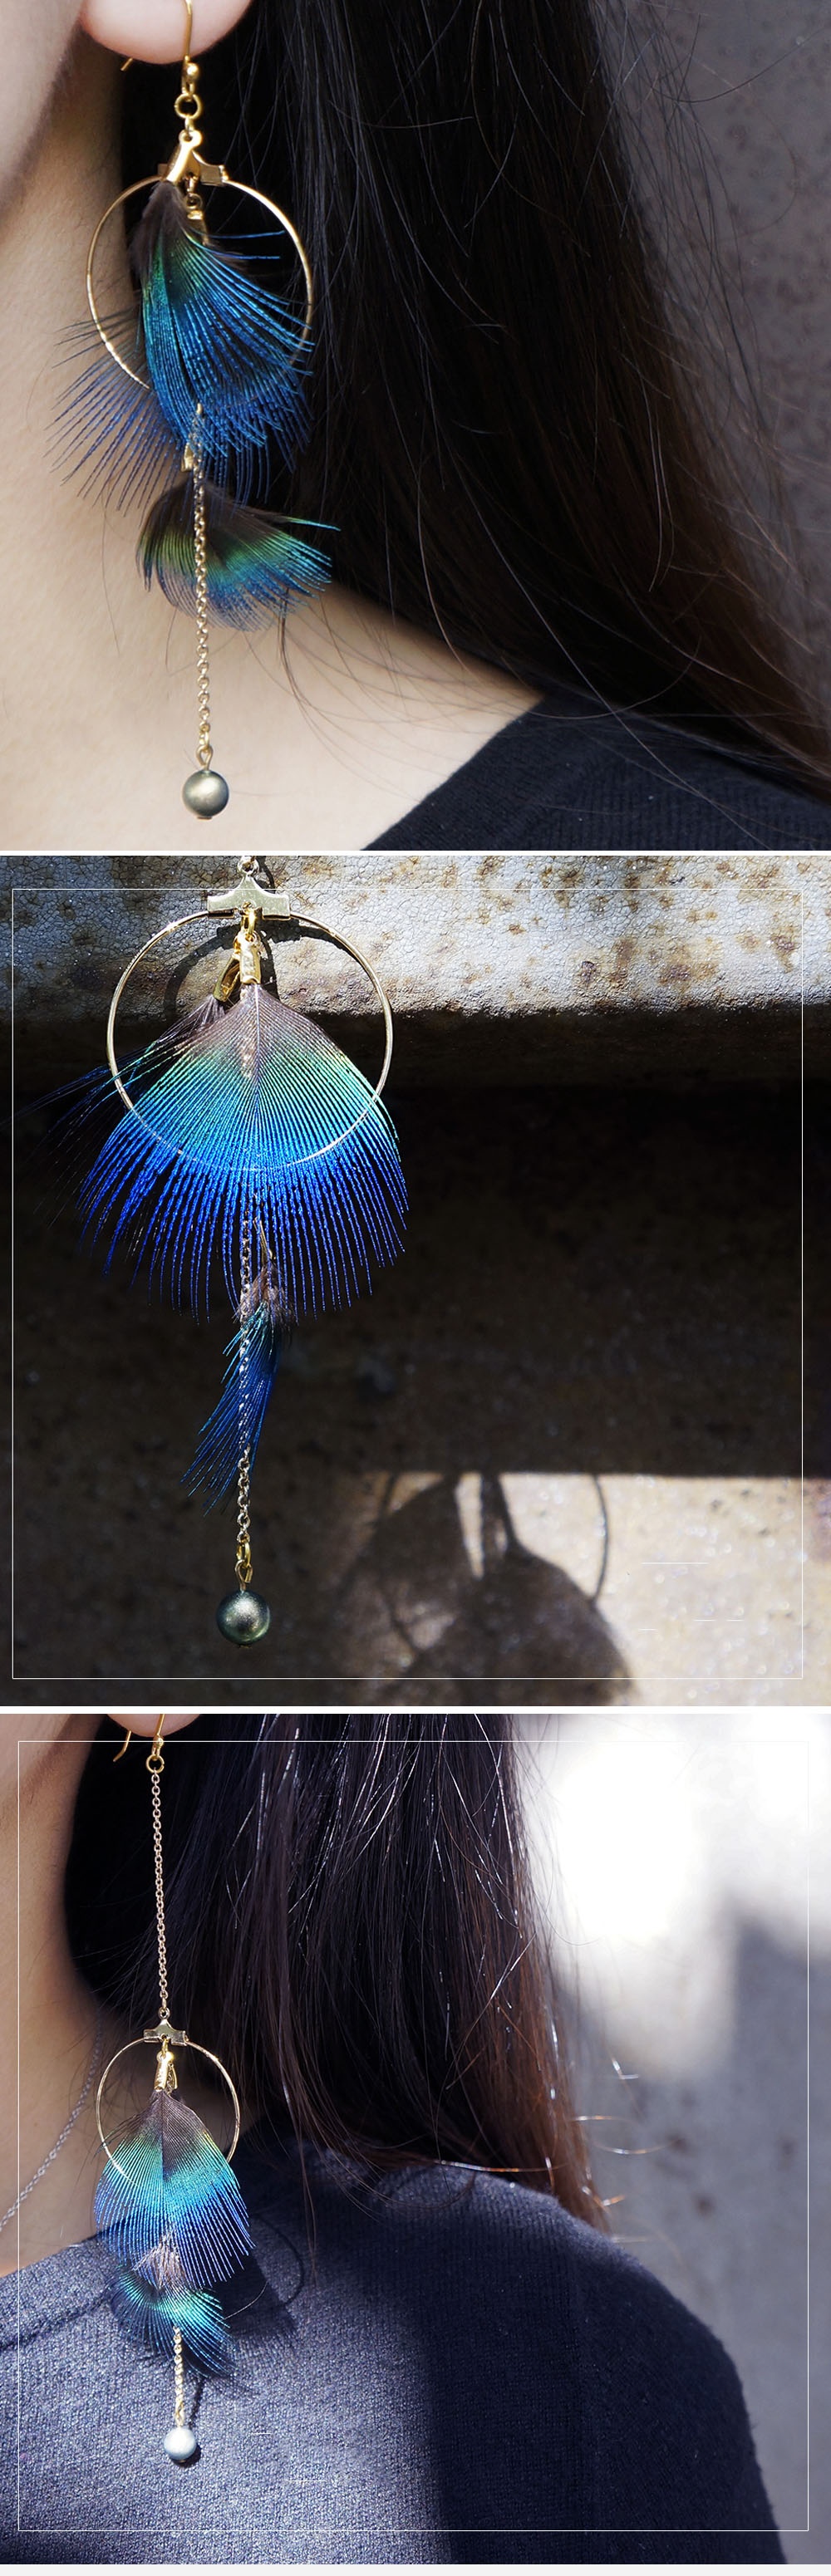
[7,851,830,1084]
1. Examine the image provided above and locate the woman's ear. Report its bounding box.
[109,1711,202,1738]
[78,0,253,66]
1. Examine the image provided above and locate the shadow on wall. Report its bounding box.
[326,1474,627,1704]
[8,1083,811,1691]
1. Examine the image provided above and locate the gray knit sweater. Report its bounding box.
[0,2136,782,2564]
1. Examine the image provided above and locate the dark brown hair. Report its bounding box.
[65,1715,601,2227]
[122,0,831,788]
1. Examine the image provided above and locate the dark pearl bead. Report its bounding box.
[216,1587,272,1644]
[182,768,230,817]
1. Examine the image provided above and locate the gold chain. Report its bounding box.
[235,1213,253,1589]
[145,1715,188,2444]
[235,1445,252,1587]
[191,424,213,774]
[149,1764,170,2021]
[174,2326,185,2427]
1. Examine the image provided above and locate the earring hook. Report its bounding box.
[113,1715,166,1764]
[147,1714,167,1774]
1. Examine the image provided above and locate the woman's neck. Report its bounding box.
[0,1719,121,2280]
[0,33,534,851]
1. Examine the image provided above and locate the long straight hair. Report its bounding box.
[122,0,831,788]
[65,1715,601,2226]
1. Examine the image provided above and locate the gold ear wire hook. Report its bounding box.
[114,1716,165,1764]
[118,11,188,89]
[181,0,198,95]
[147,1714,167,1774]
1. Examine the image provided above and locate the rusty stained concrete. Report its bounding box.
[7,851,831,1085]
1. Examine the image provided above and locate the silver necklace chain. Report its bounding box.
[0,2004,105,2235]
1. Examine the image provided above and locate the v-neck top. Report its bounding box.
[0,2133,782,2564]
[371,694,831,850]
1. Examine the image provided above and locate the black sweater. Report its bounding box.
[0,2136,782,2563]
[373,695,831,850]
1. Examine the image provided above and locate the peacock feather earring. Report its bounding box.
[96,1717,251,2464]
[62,1,328,816]
[69,856,406,1644]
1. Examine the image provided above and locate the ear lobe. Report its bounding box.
[77,0,254,67]
[109,1711,203,1738]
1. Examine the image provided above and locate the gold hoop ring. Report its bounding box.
[96,2036,242,2174]
[86,174,314,389]
[106,906,395,1168]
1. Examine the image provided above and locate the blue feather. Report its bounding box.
[139,475,330,625]
[95,2090,251,2288]
[111,2266,234,2373]
[57,185,331,624]
[78,984,407,1318]
[55,316,180,510]
[184,1297,286,1505]
[134,184,310,496]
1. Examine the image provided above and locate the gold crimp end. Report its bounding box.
[235,903,266,987]
[154,2038,179,2093]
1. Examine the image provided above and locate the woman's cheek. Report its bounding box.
[0,1712,90,1807]
[0,1,81,213]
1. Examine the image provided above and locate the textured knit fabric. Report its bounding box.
[371,694,831,850]
[0,2135,782,2564]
